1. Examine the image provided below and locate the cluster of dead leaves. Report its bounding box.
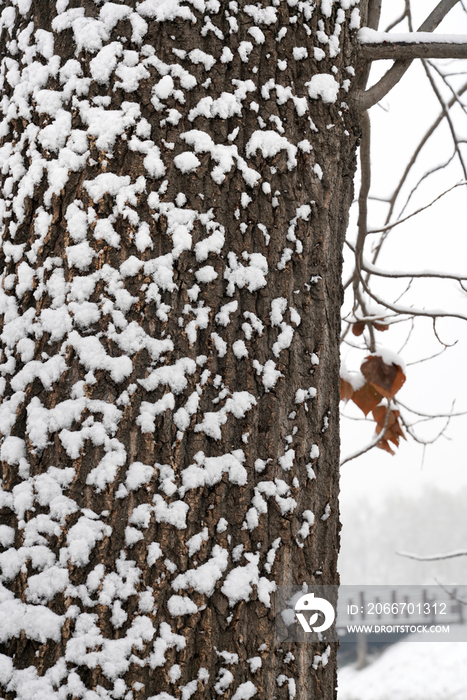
[341,355,406,455]
[351,320,389,336]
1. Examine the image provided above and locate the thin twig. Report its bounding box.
[396,398,467,419]
[422,60,467,180]
[381,79,467,236]
[340,399,392,466]
[397,150,457,221]
[367,181,466,234]
[397,549,467,561]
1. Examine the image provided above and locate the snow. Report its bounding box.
[270,298,287,325]
[221,47,234,63]
[247,657,262,673]
[65,515,112,566]
[224,252,268,295]
[248,27,265,44]
[65,241,96,270]
[0,600,64,644]
[195,393,256,439]
[233,339,248,359]
[179,450,247,495]
[153,495,189,530]
[126,228,148,256]
[188,49,216,71]
[215,669,234,694]
[0,526,15,548]
[172,545,228,596]
[246,130,297,170]
[186,527,209,556]
[217,518,228,533]
[221,554,260,606]
[306,74,340,104]
[373,346,406,373]
[68,332,133,383]
[89,42,122,84]
[195,265,218,283]
[279,449,295,471]
[231,681,258,700]
[272,323,294,357]
[147,543,163,566]
[181,129,260,186]
[338,635,467,700]
[359,28,467,45]
[215,300,238,326]
[84,173,131,201]
[238,41,254,62]
[137,0,195,22]
[297,510,315,539]
[174,152,201,173]
[293,47,308,60]
[295,387,317,403]
[211,332,227,357]
[139,358,197,394]
[154,74,174,100]
[244,4,277,24]
[167,595,199,616]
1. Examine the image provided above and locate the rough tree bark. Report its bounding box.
[0,0,361,698]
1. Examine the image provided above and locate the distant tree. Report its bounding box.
[0,0,466,699]
[340,488,467,585]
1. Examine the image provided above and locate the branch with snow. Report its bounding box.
[397,549,467,561]
[355,0,462,110]
[359,29,467,60]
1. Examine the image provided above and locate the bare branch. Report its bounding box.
[397,317,415,355]
[421,60,467,180]
[400,407,454,444]
[357,0,383,90]
[352,111,378,351]
[355,0,462,111]
[381,80,467,232]
[428,61,467,117]
[367,0,382,31]
[360,38,467,61]
[362,261,467,281]
[359,276,467,322]
[340,399,392,466]
[432,317,458,348]
[406,346,448,366]
[355,111,371,270]
[367,181,466,234]
[421,0,463,29]
[396,398,467,418]
[397,149,457,221]
[434,580,467,606]
[397,549,467,561]
[385,7,409,33]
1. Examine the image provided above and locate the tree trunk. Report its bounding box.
[0,0,361,698]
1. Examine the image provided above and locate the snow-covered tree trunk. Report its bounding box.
[0,0,360,697]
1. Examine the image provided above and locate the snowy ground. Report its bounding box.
[338,626,467,700]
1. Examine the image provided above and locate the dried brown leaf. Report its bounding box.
[361,355,406,399]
